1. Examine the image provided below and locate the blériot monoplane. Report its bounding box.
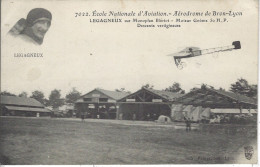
[167,41,241,69]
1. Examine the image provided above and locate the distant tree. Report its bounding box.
[30,90,45,104]
[164,82,185,94]
[49,89,64,108]
[18,91,28,97]
[43,99,50,106]
[219,87,225,91]
[142,84,154,89]
[250,85,258,98]
[65,87,81,103]
[230,78,257,97]
[190,87,197,92]
[0,91,16,96]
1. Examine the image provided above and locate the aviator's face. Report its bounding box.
[31,18,51,39]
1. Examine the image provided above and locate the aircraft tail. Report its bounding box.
[232,41,241,49]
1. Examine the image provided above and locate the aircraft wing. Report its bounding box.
[179,47,200,52]
[167,52,191,57]
[167,47,201,57]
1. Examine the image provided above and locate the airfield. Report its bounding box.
[0,116,257,164]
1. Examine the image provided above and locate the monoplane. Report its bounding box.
[167,41,241,69]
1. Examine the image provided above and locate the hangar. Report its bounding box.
[0,95,50,117]
[175,86,257,109]
[117,87,184,121]
[171,86,257,122]
[75,88,130,119]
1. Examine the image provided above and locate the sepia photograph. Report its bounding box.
[8,8,52,45]
[0,0,258,165]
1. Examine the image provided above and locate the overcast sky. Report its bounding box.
[1,0,258,97]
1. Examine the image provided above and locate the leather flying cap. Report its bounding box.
[26,8,52,26]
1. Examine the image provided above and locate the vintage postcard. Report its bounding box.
[0,0,258,165]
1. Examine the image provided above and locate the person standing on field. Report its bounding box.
[81,112,85,122]
[185,117,191,132]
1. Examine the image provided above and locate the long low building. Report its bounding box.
[170,86,257,121]
[174,86,257,109]
[0,95,50,117]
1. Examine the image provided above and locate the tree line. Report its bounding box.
[1,78,257,108]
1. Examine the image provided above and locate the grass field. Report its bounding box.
[0,117,257,165]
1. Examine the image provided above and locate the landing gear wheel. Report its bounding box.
[181,62,187,68]
[177,64,184,70]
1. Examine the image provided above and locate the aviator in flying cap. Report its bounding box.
[9,8,52,45]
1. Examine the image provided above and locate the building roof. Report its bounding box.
[76,88,130,102]
[118,87,184,102]
[0,95,44,107]
[96,88,130,100]
[5,106,50,112]
[209,88,257,105]
[143,88,184,101]
[176,87,257,107]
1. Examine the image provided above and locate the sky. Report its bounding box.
[1,0,259,98]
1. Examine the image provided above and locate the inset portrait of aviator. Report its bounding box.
[8,8,52,45]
